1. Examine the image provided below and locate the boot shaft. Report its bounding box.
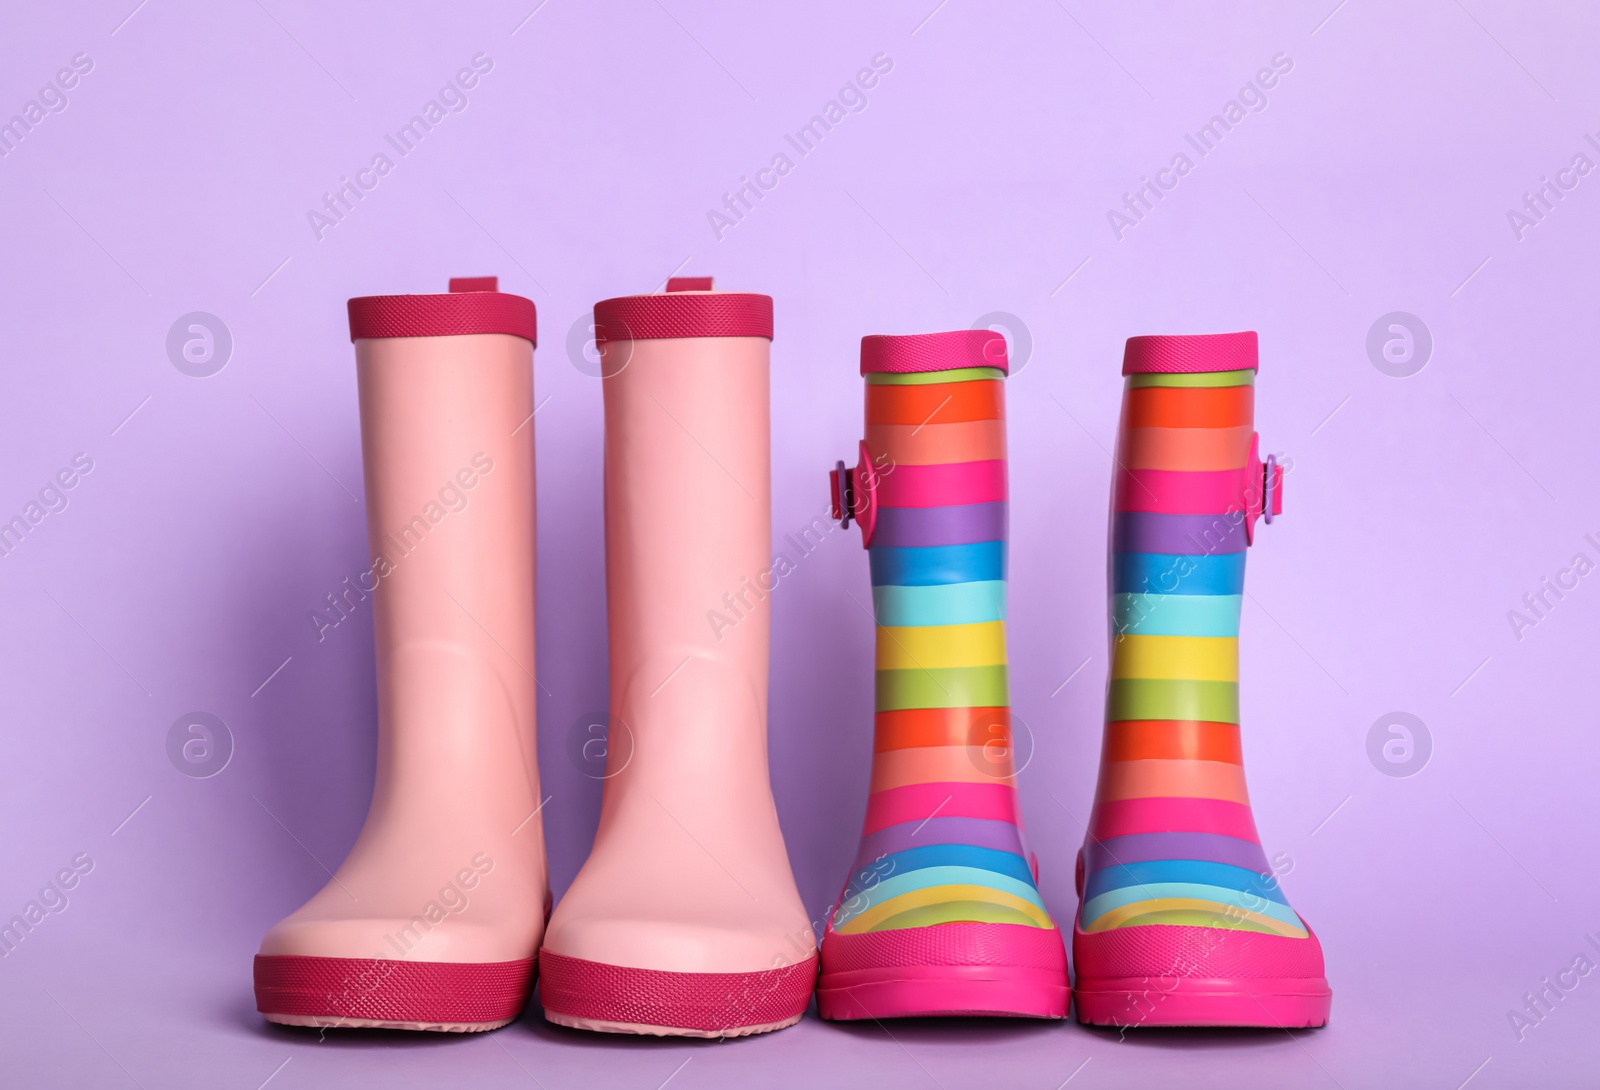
[590,284,779,804]
[595,287,773,685]
[1086,331,1297,937]
[861,338,1016,810]
[828,330,1056,933]
[347,282,543,812]
[814,330,1069,1022]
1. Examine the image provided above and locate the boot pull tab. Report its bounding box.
[448,276,498,292]
[829,440,878,547]
[1242,433,1285,545]
[665,276,713,292]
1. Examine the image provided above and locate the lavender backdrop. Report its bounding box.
[4,1,1599,1086]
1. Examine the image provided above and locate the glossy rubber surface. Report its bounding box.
[1076,335,1327,1028]
[538,286,814,1036]
[819,332,1067,1020]
[255,315,549,1031]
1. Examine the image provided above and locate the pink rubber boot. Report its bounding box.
[537,278,818,1037]
[815,331,1070,1020]
[1072,332,1331,1029]
[254,278,549,1032]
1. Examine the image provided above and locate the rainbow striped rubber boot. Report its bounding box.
[1072,331,1331,1029]
[815,330,1070,1021]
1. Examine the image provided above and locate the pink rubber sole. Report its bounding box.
[1073,975,1331,1028]
[537,949,817,1037]
[817,923,1070,1020]
[817,964,1069,1020]
[253,954,536,1031]
[1070,921,1331,1028]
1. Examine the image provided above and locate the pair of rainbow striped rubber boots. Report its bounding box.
[820,326,1325,1030]
[251,277,1326,1036]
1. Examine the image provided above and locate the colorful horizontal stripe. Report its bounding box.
[1116,467,1254,515]
[1112,511,1247,556]
[853,816,1026,867]
[869,745,1016,791]
[1102,720,1242,763]
[872,707,1011,751]
[1091,797,1261,842]
[870,541,1006,587]
[838,884,1053,934]
[1112,552,1245,596]
[872,502,1008,549]
[832,366,1055,938]
[1108,673,1238,724]
[866,420,1006,466]
[1124,385,1253,429]
[876,665,1009,711]
[1128,369,1256,389]
[872,582,1006,627]
[866,380,1004,425]
[1082,365,1306,941]
[1118,425,1254,471]
[866,366,1005,385]
[1095,759,1249,804]
[1113,593,1240,637]
[1110,635,1239,681]
[877,622,1007,670]
[1083,831,1268,873]
[1080,896,1305,938]
[875,460,1007,508]
[852,842,1034,885]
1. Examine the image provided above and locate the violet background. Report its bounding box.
[3,1,1598,1086]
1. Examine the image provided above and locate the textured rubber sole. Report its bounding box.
[253,954,535,1031]
[537,949,816,1037]
[542,1012,803,1038]
[818,965,1069,1020]
[1073,976,1331,1028]
[263,1013,515,1033]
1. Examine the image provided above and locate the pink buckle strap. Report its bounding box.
[1113,434,1284,543]
[830,440,883,547]
[1242,434,1284,544]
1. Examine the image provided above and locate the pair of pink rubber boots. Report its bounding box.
[253,277,1329,1035]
